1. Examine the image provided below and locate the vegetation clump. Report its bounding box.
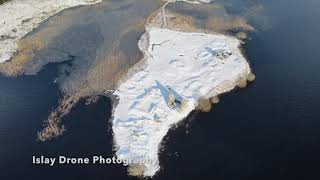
[206,16,254,33]
[247,73,256,82]
[37,94,81,141]
[127,164,145,177]
[0,37,46,76]
[236,32,247,40]
[237,77,248,88]
[210,96,220,104]
[197,98,212,112]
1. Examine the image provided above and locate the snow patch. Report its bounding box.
[175,0,214,4]
[0,0,101,63]
[112,27,251,176]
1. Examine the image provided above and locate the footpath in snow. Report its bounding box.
[0,0,101,63]
[112,27,251,176]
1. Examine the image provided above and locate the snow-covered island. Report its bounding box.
[0,0,102,63]
[112,27,252,176]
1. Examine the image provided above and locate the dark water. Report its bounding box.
[1,0,320,179]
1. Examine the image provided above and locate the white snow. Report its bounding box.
[0,0,102,63]
[175,0,213,4]
[112,27,251,176]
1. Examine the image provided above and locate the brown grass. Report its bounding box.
[0,37,46,76]
[0,13,75,76]
[37,94,81,141]
[247,73,256,82]
[2,1,161,141]
[38,32,145,141]
[147,9,201,33]
[127,164,145,177]
[206,16,254,33]
[58,17,146,96]
[210,96,220,104]
[237,77,248,88]
[37,47,139,140]
[166,10,199,32]
[147,7,254,35]
[236,32,248,40]
[34,14,149,141]
[197,98,212,112]
[83,45,142,95]
[146,8,163,27]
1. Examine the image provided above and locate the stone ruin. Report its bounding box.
[167,87,189,112]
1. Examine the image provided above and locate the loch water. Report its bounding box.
[0,0,320,179]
